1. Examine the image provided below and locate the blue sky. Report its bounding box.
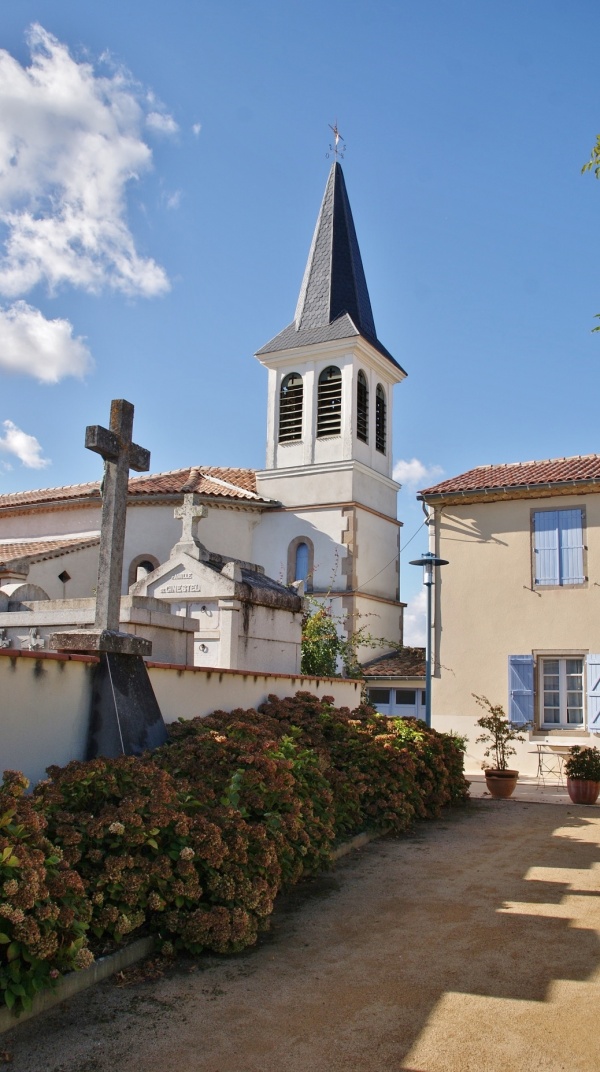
[1,1,599,640]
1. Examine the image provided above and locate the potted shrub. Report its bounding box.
[564,746,600,805]
[473,694,529,799]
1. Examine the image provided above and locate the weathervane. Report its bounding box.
[326,122,346,161]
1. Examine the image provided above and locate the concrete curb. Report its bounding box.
[0,936,155,1035]
[0,830,386,1034]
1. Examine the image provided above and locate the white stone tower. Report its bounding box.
[254,162,407,654]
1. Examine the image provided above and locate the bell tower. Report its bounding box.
[253,162,407,656]
[255,162,406,516]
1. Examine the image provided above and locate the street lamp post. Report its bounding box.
[409,551,449,728]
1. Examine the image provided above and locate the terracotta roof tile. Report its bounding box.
[0,534,100,568]
[0,467,276,511]
[363,647,425,678]
[421,454,600,498]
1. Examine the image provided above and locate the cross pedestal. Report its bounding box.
[50,399,167,758]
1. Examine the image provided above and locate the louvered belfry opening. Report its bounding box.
[357,370,368,443]
[317,366,342,437]
[279,372,303,442]
[375,384,386,453]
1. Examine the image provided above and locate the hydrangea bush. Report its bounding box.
[1,693,468,1014]
[0,771,92,1015]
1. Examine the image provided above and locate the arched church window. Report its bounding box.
[295,542,309,583]
[287,536,314,591]
[279,373,303,442]
[317,366,342,438]
[357,370,368,443]
[375,384,386,454]
[128,553,160,589]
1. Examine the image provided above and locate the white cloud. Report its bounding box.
[0,419,50,469]
[393,457,444,489]
[0,24,170,299]
[146,111,178,136]
[0,301,91,382]
[192,123,202,137]
[165,190,181,211]
[403,589,427,647]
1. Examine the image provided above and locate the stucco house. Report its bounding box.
[420,454,600,775]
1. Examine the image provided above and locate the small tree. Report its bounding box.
[300,600,391,678]
[473,694,529,771]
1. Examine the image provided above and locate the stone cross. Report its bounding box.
[173,493,208,558]
[86,399,150,632]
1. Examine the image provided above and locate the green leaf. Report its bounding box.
[3,988,15,1010]
[6,943,19,962]
[146,838,159,850]
[0,934,10,944]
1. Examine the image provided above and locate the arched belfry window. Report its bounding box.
[317,366,342,438]
[375,384,386,454]
[357,370,368,443]
[279,373,303,442]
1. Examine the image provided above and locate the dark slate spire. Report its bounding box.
[257,162,404,372]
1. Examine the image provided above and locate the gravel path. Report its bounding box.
[4,799,600,1072]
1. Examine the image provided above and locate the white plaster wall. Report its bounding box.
[430,492,600,774]
[0,653,94,786]
[148,663,362,724]
[0,505,100,539]
[354,508,400,600]
[25,545,99,600]
[354,594,403,661]
[253,507,346,591]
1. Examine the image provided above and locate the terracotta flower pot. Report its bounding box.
[566,778,600,805]
[484,769,519,799]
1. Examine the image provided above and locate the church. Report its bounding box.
[0,162,409,672]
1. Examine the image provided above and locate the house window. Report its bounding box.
[279,373,303,442]
[532,508,585,586]
[396,689,416,705]
[375,384,386,454]
[357,371,368,443]
[317,366,342,437]
[368,688,391,706]
[541,657,584,726]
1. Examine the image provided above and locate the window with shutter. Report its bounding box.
[587,655,600,733]
[278,373,303,442]
[375,384,386,454]
[532,508,584,586]
[317,366,342,438]
[357,370,368,443]
[508,655,534,725]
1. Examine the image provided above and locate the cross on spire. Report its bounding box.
[327,121,346,161]
[86,399,150,633]
[173,493,208,561]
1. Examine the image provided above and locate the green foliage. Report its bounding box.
[473,694,529,771]
[300,600,391,677]
[0,771,93,1017]
[0,694,469,1010]
[564,746,600,782]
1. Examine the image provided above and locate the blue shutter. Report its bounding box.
[559,509,584,584]
[508,655,534,725]
[533,511,559,585]
[587,655,600,733]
